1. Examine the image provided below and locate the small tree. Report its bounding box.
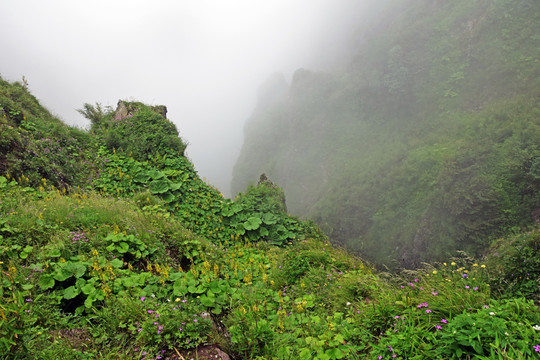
[77,102,111,126]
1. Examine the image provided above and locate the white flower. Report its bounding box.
[489,312,495,316]
[533,325,540,331]
[346,302,352,306]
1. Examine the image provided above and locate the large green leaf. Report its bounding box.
[147,169,165,179]
[243,216,262,231]
[63,285,81,299]
[161,192,176,203]
[149,179,170,194]
[38,274,55,290]
[262,212,278,225]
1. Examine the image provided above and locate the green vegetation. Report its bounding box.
[1,73,539,359]
[232,0,540,268]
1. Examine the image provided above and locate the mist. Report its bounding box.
[0,0,372,195]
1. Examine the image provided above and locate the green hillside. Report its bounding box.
[1,72,539,358]
[232,0,540,268]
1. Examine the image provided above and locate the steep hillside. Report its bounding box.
[1,77,539,359]
[232,0,540,268]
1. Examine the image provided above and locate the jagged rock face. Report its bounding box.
[114,100,167,120]
[114,101,129,120]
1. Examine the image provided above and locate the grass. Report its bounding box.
[1,77,538,359]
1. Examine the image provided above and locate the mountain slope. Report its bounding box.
[1,76,539,359]
[232,0,540,267]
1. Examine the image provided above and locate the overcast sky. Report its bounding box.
[0,0,370,196]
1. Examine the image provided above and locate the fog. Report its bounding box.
[0,0,371,195]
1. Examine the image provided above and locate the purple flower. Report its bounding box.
[140,296,145,301]
[474,287,478,291]
[441,319,447,324]
[462,274,467,278]
[432,292,438,296]
[378,357,382,359]
[534,344,540,352]
[465,285,470,289]
[426,309,432,313]
[193,319,198,322]
[436,325,442,330]
[147,310,155,314]
[179,327,183,332]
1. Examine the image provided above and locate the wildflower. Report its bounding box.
[432,270,437,275]
[533,325,540,331]
[178,327,183,332]
[489,312,495,316]
[474,287,478,291]
[175,298,181,302]
[441,319,447,324]
[462,274,467,278]
[465,285,470,289]
[378,357,382,359]
[473,263,478,267]
[451,262,456,266]
[483,305,489,309]
[432,292,438,296]
[193,319,198,322]
[25,298,33,302]
[140,296,145,301]
[443,262,447,266]
[414,278,419,282]
[147,310,155,314]
[436,325,442,330]
[534,344,540,352]
[394,315,400,319]
[426,309,432,313]
[137,328,142,332]
[400,285,404,288]
[481,264,486,268]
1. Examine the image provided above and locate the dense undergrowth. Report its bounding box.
[1,78,539,359]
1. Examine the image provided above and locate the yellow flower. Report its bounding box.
[481,264,486,268]
[432,270,438,275]
[473,263,478,267]
[451,262,456,266]
[443,262,447,266]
